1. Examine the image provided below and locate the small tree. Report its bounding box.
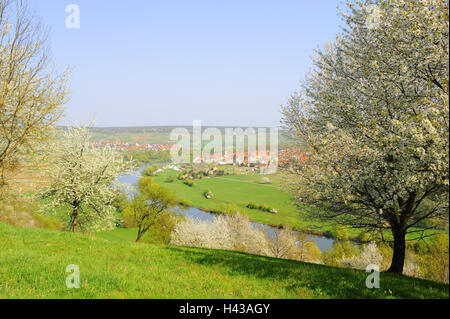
[296,233,322,263]
[142,164,160,177]
[125,177,177,242]
[282,0,449,274]
[43,125,134,232]
[267,227,298,259]
[0,0,70,188]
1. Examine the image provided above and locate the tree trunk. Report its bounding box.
[387,227,406,274]
[136,229,146,242]
[72,206,79,233]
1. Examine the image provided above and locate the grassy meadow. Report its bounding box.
[151,170,366,239]
[0,222,448,299]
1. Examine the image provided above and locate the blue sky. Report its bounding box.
[29,0,342,127]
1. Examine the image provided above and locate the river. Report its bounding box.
[118,167,336,252]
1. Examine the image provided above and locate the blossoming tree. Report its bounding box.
[43,125,134,232]
[281,0,449,274]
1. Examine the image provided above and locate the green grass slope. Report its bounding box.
[0,222,448,299]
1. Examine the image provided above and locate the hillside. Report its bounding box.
[0,222,448,299]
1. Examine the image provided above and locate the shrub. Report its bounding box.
[339,242,383,270]
[358,231,375,243]
[415,234,449,283]
[267,227,298,259]
[142,164,161,177]
[165,176,175,183]
[323,241,359,266]
[111,190,130,213]
[170,213,323,263]
[337,242,424,279]
[125,178,177,242]
[176,172,184,180]
[203,189,213,199]
[261,177,271,184]
[297,239,323,263]
[170,216,233,250]
[225,213,269,255]
[141,212,181,244]
[330,227,350,240]
[246,202,258,209]
[217,203,239,215]
[246,202,276,213]
[183,179,195,187]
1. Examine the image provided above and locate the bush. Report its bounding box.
[246,202,277,213]
[415,234,449,283]
[296,236,323,263]
[217,203,239,215]
[261,177,271,184]
[183,179,195,187]
[339,242,383,270]
[0,196,63,230]
[323,241,359,266]
[141,212,181,244]
[225,213,269,255]
[246,202,258,209]
[170,213,323,263]
[142,164,161,177]
[358,231,375,243]
[337,242,423,279]
[177,172,184,180]
[111,190,130,213]
[165,176,175,183]
[330,227,350,240]
[171,216,234,250]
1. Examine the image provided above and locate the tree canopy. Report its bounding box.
[281,0,449,274]
[43,125,135,232]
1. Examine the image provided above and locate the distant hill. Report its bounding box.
[81,126,298,147]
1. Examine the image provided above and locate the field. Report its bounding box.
[0,222,448,299]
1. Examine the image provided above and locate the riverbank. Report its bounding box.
[173,205,337,252]
[148,170,360,239]
[119,167,446,245]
